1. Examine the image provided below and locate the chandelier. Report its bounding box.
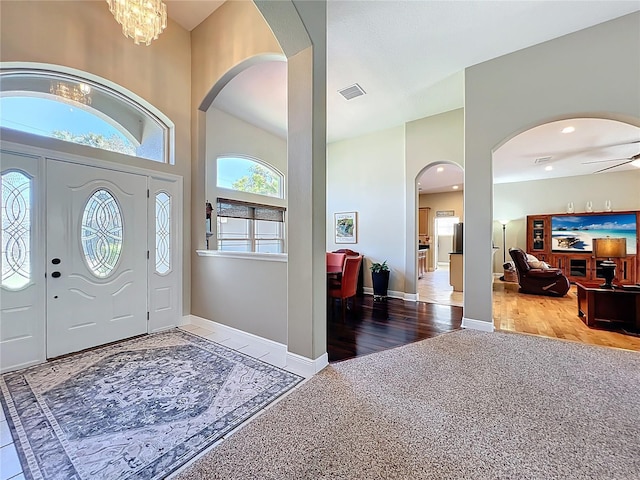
[49,81,92,105]
[106,0,167,46]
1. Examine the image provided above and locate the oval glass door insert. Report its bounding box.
[81,189,123,278]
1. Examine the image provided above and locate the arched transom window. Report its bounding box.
[217,156,283,198]
[0,68,172,164]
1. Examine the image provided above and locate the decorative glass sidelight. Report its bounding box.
[1,171,32,289]
[155,192,171,274]
[81,189,123,278]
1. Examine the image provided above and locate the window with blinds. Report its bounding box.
[216,198,285,253]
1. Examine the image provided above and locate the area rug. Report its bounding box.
[176,330,640,480]
[0,329,302,480]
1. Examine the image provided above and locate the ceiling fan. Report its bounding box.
[579,139,640,173]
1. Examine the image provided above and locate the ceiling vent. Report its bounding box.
[338,83,366,100]
[534,156,552,164]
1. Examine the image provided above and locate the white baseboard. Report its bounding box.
[285,351,328,378]
[403,292,418,302]
[181,316,329,378]
[462,316,495,332]
[181,315,288,369]
[362,288,408,300]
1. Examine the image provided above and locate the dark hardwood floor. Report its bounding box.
[327,295,463,362]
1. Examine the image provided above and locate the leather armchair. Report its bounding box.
[509,248,570,297]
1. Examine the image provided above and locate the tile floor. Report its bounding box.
[417,265,463,307]
[1,402,24,480]
[0,324,303,480]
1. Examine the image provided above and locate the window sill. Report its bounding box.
[196,250,287,263]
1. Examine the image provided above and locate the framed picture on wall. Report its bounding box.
[335,212,357,244]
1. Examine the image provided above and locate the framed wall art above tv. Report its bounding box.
[551,213,637,254]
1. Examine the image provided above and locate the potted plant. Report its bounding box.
[370,260,390,300]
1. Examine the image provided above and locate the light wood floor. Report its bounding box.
[418,269,640,352]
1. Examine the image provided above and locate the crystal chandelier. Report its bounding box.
[106,0,167,46]
[49,82,92,105]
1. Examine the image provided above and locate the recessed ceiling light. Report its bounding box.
[452,185,459,190]
[545,165,553,171]
[562,126,575,134]
[436,167,444,173]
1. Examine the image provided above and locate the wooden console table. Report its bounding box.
[576,282,640,331]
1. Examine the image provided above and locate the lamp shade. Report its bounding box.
[594,237,626,258]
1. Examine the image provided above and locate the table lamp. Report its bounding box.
[593,237,627,289]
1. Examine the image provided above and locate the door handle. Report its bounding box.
[51,271,61,278]
[52,258,61,265]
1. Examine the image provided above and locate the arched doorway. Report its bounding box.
[415,161,464,306]
[492,116,640,351]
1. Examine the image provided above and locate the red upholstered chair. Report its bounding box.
[326,252,346,272]
[333,249,364,296]
[326,252,346,290]
[328,255,363,316]
[333,248,359,256]
[509,247,570,297]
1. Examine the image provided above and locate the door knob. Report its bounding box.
[51,271,61,278]
[52,258,61,265]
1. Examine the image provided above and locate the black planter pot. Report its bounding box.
[371,270,390,300]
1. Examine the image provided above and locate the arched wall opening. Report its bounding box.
[190,0,328,373]
[491,114,640,337]
[415,160,464,306]
[463,12,639,332]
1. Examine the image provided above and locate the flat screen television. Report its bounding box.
[551,213,636,254]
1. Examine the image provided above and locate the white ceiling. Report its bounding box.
[164,1,640,191]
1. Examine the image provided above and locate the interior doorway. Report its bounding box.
[415,161,464,307]
[434,216,459,269]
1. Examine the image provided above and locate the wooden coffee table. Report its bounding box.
[575,282,640,331]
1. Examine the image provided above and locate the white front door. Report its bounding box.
[46,160,148,358]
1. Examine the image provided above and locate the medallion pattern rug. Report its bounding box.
[0,329,302,480]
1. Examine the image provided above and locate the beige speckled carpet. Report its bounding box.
[175,330,640,480]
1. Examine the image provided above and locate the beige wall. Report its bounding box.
[0,0,193,312]
[327,126,406,293]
